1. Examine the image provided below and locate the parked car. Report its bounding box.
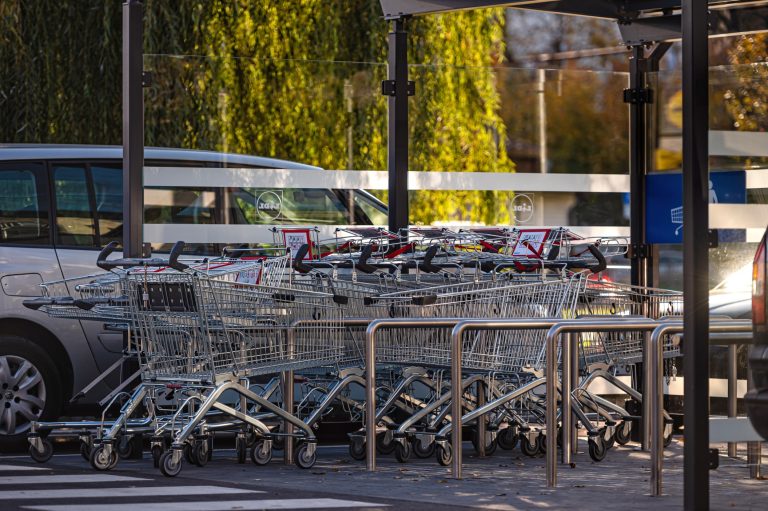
[0,144,388,448]
[746,226,768,439]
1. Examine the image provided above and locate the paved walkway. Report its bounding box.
[3,438,766,510]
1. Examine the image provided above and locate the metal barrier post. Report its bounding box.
[570,333,579,455]
[561,333,572,464]
[283,328,296,465]
[476,378,486,457]
[366,318,462,472]
[546,319,660,488]
[728,343,738,458]
[650,320,753,496]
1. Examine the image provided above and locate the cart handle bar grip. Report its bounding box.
[96,241,188,272]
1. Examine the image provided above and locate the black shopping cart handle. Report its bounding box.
[96,241,188,271]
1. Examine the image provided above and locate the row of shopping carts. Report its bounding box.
[23,227,682,477]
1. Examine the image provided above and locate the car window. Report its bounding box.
[91,166,123,245]
[230,188,349,225]
[144,188,216,224]
[53,165,95,247]
[0,166,50,244]
[352,191,388,225]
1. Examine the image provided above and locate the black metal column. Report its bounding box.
[628,45,647,288]
[123,0,144,258]
[682,1,710,509]
[386,18,410,235]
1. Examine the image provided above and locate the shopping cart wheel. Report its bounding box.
[536,433,547,454]
[436,443,452,466]
[250,439,273,465]
[520,434,538,457]
[159,450,182,477]
[183,443,197,465]
[497,426,518,451]
[602,427,615,450]
[79,439,92,461]
[376,431,396,455]
[348,439,366,461]
[394,439,411,463]
[89,445,118,471]
[294,442,316,469]
[614,421,631,446]
[151,445,163,469]
[235,436,247,464]
[193,440,209,467]
[412,437,435,458]
[588,436,607,462]
[28,438,53,463]
[472,429,497,456]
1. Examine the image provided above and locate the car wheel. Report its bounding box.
[0,336,63,449]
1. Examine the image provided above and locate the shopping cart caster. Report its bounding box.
[497,425,518,451]
[614,421,631,446]
[193,438,210,467]
[116,434,143,460]
[90,444,119,471]
[151,445,164,469]
[28,434,53,464]
[412,436,435,458]
[293,442,317,469]
[436,441,452,466]
[250,439,273,465]
[79,434,94,461]
[159,449,183,477]
[376,430,396,455]
[519,432,539,457]
[588,435,607,462]
[472,428,497,456]
[394,438,411,463]
[348,438,365,460]
[236,434,247,464]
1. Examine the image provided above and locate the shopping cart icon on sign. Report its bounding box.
[671,206,683,236]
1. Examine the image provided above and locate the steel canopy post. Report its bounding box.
[682,1,710,509]
[122,0,144,258]
[628,45,648,289]
[386,18,410,236]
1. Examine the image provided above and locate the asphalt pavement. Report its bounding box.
[0,439,766,510]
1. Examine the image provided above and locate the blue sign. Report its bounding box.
[646,170,746,244]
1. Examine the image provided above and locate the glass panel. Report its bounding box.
[0,168,49,244]
[144,188,216,224]
[352,191,388,225]
[230,188,349,225]
[91,165,123,245]
[53,165,95,247]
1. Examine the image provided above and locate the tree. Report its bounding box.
[1,1,514,226]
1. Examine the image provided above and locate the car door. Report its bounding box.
[49,161,124,376]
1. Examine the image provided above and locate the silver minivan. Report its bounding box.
[0,144,388,447]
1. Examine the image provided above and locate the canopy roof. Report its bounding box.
[380,0,768,43]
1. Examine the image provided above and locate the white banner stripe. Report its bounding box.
[0,486,258,500]
[144,166,768,193]
[0,475,148,485]
[709,204,768,229]
[23,498,386,511]
[144,167,630,193]
[0,465,48,472]
[710,130,768,157]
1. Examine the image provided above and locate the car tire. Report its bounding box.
[0,335,64,450]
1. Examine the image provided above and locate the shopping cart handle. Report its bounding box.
[96,241,188,271]
[354,245,378,274]
[417,245,442,273]
[586,244,607,274]
[292,244,313,273]
[23,297,55,310]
